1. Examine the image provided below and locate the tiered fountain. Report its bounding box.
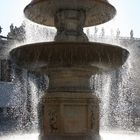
[10,0,129,140]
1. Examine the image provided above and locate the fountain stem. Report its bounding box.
[54,10,88,42]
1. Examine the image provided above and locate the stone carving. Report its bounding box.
[89,102,99,132]
[0,26,2,34]
[54,10,88,42]
[116,28,120,38]
[10,24,14,33]
[94,27,98,37]
[7,24,26,41]
[101,27,105,38]
[90,109,95,129]
[130,29,134,39]
[48,109,58,133]
[89,103,96,129]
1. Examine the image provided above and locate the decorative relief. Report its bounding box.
[89,103,96,129]
[89,102,99,132]
[47,109,58,133]
[54,10,88,42]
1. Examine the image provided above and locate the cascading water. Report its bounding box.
[23,23,137,132]
[1,22,140,140]
[1,0,140,140]
[94,73,112,130]
[27,72,48,131]
[7,67,29,132]
[2,25,140,139]
[24,19,56,43]
[93,63,136,131]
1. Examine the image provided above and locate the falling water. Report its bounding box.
[114,63,135,130]
[26,72,48,131]
[24,19,56,43]
[87,29,140,132]
[6,66,48,133]
[1,20,140,139]
[26,75,39,130]
[8,68,29,132]
[0,20,50,133]
[94,73,112,130]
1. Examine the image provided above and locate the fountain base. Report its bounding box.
[39,92,100,140]
[40,135,100,140]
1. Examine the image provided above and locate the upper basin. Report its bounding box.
[10,42,129,74]
[24,0,116,27]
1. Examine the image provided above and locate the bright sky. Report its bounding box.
[0,0,140,37]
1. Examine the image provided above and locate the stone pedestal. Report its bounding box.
[39,92,100,140]
[54,10,88,42]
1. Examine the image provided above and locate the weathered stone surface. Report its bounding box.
[39,92,100,140]
[24,0,116,27]
[54,10,88,42]
[10,42,129,73]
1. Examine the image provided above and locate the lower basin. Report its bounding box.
[10,42,129,73]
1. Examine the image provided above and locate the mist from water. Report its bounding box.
[94,62,137,131]
[24,19,56,43]
[3,20,140,139]
[23,21,140,132]
[1,132,140,140]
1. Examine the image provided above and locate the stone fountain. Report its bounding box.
[10,0,129,140]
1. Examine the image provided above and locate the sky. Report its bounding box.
[0,0,140,38]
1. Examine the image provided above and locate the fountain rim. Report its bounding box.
[10,41,129,73]
[11,41,128,52]
[24,0,116,27]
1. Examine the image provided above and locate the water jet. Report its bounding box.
[10,0,129,140]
